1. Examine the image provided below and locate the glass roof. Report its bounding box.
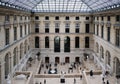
[0,0,120,13]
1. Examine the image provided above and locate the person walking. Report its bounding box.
[44,79,46,84]
[106,80,109,84]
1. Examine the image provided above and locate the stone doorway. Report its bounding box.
[75,57,80,63]
[55,57,60,63]
[65,57,70,63]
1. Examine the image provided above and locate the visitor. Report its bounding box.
[80,75,82,80]
[106,80,109,84]
[44,79,46,84]
[74,78,76,84]
[102,77,104,82]
[90,70,93,77]
[40,82,42,84]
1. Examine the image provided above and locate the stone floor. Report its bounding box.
[26,59,120,84]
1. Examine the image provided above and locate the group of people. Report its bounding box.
[102,77,109,84]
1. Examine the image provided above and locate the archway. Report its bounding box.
[64,36,70,52]
[45,57,49,63]
[5,53,10,79]
[65,57,70,63]
[75,57,80,63]
[113,57,120,76]
[54,36,60,52]
[55,57,60,63]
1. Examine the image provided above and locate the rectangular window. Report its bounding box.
[14,27,17,41]
[45,16,49,20]
[107,27,111,42]
[86,17,89,20]
[86,24,89,33]
[65,28,69,33]
[75,37,79,48]
[45,23,49,33]
[35,23,39,33]
[20,26,22,37]
[14,15,17,21]
[35,16,39,20]
[101,26,104,38]
[107,16,110,21]
[75,16,79,20]
[55,16,59,20]
[5,15,10,22]
[97,16,99,20]
[101,16,104,21]
[97,25,99,36]
[116,29,120,47]
[5,29,9,45]
[55,23,59,33]
[116,15,120,21]
[75,23,80,33]
[65,16,69,20]
[24,25,27,35]
[20,16,22,20]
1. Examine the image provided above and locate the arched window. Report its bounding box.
[64,36,70,52]
[13,47,18,66]
[96,42,99,53]
[100,46,104,59]
[113,57,120,75]
[5,53,10,79]
[45,36,49,48]
[54,36,60,52]
[24,40,27,54]
[85,37,89,48]
[20,43,23,59]
[75,37,80,48]
[106,51,111,66]
[35,36,39,48]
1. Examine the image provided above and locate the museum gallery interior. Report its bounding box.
[0,0,120,84]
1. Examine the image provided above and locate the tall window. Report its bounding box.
[107,27,111,42]
[54,36,60,52]
[14,15,17,21]
[20,26,22,37]
[5,29,9,45]
[101,26,104,38]
[35,23,39,33]
[107,16,110,21]
[65,23,70,33]
[86,24,89,33]
[75,37,79,48]
[101,16,104,21]
[45,36,49,48]
[97,25,99,36]
[13,47,18,66]
[75,23,80,33]
[24,25,27,35]
[106,51,111,66]
[64,36,70,52]
[55,23,60,33]
[96,42,99,53]
[85,37,89,48]
[116,15,120,22]
[5,15,10,22]
[45,23,49,33]
[14,27,17,41]
[116,29,120,47]
[35,16,39,20]
[100,46,104,59]
[35,37,39,48]
[5,53,10,79]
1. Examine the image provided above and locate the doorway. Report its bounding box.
[45,57,49,63]
[75,57,80,63]
[65,57,70,63]
[55,57,60,63]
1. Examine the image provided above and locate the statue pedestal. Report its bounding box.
[60,78,65,83]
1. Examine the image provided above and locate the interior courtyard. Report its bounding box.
[0,0,120,84]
